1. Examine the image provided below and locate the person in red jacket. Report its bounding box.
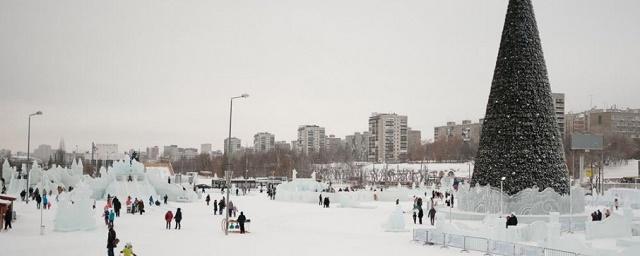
[164,210,173,230]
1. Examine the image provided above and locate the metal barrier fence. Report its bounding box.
[412,229,588,256]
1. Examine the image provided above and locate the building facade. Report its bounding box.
[368,113,408,163]
[325,135,344,153]
[224,137,242,155]
[95,144,119,160]
[200,144,212,155]
[345,132,369,162]
[275,141,291,151]
[408,129,422,159]
[434,119,483,144]
[254,132,275,153]
[297,125,326,155]
[146,146,160,161]
[552,93,566,137]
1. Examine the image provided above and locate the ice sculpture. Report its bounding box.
[54,183,97,232]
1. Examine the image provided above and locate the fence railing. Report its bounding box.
[412,229,589,256]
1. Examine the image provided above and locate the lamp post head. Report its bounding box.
[241,93,249,98]
[35,111,43,115]
[501,177,506,181]
[30,111,43,116]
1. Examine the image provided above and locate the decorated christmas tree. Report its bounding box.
[471,0,569,195]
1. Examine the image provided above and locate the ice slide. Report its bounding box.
[104,176,159,201]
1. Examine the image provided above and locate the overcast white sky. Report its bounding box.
[1,0,639,153]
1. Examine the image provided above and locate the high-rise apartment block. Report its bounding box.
[297,125,326,155]
[368,113,408,163]
[254,132,275,153]
[434,119,483,143]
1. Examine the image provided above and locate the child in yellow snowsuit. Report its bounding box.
[120,242,137,256]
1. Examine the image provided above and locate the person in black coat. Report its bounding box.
[418,208,424,225]
[237,211,247,234]
[428,207,436,226]
[323,197,330,208]
[163,194,168,204]
[218,199,225,215]
[319,194,323,206]
[107,225,117,256]
[174,208,182,229]
[506,214,518,228]
[112,197,121,217]
[3,207,12,230]
[213,200,218,215]
[205,194,211,206]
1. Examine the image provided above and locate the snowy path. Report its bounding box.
[0,191,478,256]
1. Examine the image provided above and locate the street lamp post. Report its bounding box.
[225,93,249,236]
[26,111,43,203]
[500,176,506,215]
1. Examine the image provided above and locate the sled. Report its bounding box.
[221,219,251,234]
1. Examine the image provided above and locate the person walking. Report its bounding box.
[174,208,182,230]
[418,208,424,225]
[42,194,49,210]
[412,211,417,224]
[213,200,218,215]
[3,208,12,230]
[323,197,330,208]
[35,192,42,209]
[107,225,117,256]
[228,201,234,217]
[237,211,247,234]
[138,201,144,215]
[113,197,121,217]
[428,207,436,226]
[218,198,225,215]
[319,194,323,206]
[164,210,173,229]
[108,209,116,226]
[163,194,168,205]
[205,194,211,206]
[148,196,154,206]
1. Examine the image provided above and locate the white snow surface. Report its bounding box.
[0,190,478,256]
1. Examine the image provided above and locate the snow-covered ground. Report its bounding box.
[0,190,478,256]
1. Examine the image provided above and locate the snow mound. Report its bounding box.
[382,205,408,232]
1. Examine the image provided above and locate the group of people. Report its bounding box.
[319,194,330,208]
[19,188,53,210]
[125,196,145,215]
[411,196,437,226]
[590,209,611,221]
[206,192,249,234]
[266,187,276,200]
[164,208,183,229]
[505,213,518,228]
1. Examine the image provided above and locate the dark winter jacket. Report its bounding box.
[107,228,117,248]
[237,213,246,223]
[506,215,518,227]
[174,209,182,222]
[418,208,424,218]
[428,208,436,218]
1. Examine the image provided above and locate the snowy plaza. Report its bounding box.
[2,0,640,255]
